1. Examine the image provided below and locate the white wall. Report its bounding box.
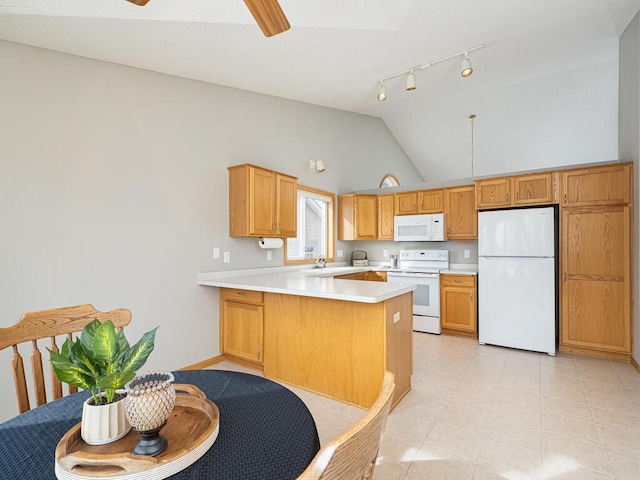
[0,41,422,422]
[619,12,640,366]
[385,59,619,181]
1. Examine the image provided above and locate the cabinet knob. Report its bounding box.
[563,194,567,204]
[237,291,246,296]
[564,272,567,282]
[506,192,510,202]
[516,192,519,201]
[257,347,262,359]
[470,293,473,301]
[272,224,276,230]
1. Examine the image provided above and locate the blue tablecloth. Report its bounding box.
[0,370,320,479]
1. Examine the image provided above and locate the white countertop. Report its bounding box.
[198,268,416,303]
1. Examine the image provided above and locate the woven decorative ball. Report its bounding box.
[124,372,176,432]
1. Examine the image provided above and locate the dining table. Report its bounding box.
[0,369,321,479]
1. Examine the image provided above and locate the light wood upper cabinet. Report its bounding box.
[220,289,264,365]
[513,172,558,205]
[444,186,477,239]
[394,192,418,215]
[418,189,444,213]
[228,164,297,238]
[475,177,512,209]
[338,194,378,240]
[378,194,395,240]
[561,163,631,207]
[560,205,631,358]
[440,274,477,337]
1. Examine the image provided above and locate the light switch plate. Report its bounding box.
[267,251,272,261]
[213,247,220,259]
[223,252,230,263]
[337,250,343,258]
[383,250,389,257]
[464,249,471,258]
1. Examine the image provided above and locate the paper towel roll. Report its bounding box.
[258,237,284,249]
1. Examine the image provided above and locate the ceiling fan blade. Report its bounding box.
[243,0,290,37]
[126,0,151,6]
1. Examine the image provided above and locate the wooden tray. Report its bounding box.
[55,384,220,480]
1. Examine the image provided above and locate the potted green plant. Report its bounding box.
[48,319,157,445]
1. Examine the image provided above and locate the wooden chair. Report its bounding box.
[0,304,131,414]
[297,371,395,480]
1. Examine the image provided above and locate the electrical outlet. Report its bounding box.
[267,251,272,261]
[464,249,471,258]
[383,250,389,257]
[393,312,401,323]
[337,250,343,258]
[213,247,220,259]
[223,252,230,263]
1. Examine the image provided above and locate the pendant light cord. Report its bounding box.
[469,114,476,178]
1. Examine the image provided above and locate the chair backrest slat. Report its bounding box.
[297,371,395,480]
[1,304,132,414]
[11,346,30,414]
[49,337,63,400]
[30,340,47,407]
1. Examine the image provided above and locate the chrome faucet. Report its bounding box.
[315,256,327,268]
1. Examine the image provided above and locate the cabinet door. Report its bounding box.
[363,271,387,282]
[334,272,365,280]
[561,206,631,355]
[418,189,443,213]
[394,192,418,215]
[277,175,297,237]
[378,194,395,240]
[476,178,512,209]
[440,285,477,334]
[513,173,554,205]
[249,168,277,236]
[355,195,378,240]
[444,186,477,239]
[561,164,631,207]
[222,301,264,363]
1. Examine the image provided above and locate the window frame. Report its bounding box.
[284,185,335,266]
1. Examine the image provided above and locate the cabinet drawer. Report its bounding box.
[221,289,264,304]
[441,274,476,287]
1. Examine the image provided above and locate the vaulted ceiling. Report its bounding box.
[2,0,639,177]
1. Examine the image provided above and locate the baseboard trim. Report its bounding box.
[632,357,640,374]
[559,345,631,363]
[179,355,227,370]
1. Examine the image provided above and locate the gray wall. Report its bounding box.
[619,12,640,366]
[0,41,422,422]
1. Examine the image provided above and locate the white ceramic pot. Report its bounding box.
[81,390,131,445]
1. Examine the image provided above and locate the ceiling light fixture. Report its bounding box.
[375,44,484,101]
[377,82,388,101]
[461,54,473,77]
[406,71,416,91]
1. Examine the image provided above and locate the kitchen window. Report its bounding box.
[285,186,335,264]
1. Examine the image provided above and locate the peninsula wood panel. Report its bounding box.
[263,292,412,409]
[560,206,631,358]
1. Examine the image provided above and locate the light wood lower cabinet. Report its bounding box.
[263,292,412,410]
[363,271,387,282]
[334,272,365,280]
[440,274,477,338]
[220,289,264,365]
[560,205,631,360]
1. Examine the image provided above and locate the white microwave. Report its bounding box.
[394,214,445,242]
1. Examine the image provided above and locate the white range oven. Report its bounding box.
[387,249,449,334]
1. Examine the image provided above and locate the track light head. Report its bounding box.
[406,72,416,91]
[377,83,388,101]
[461,55,473,77]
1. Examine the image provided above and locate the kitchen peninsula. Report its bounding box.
[198,269,415,409]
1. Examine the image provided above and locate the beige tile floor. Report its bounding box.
[210,332,640,480]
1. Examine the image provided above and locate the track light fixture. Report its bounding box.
[406,71,416,91]
[375,44,484,101]
[377,82,388,101]
[309,159,326,173]
[461,54,473,77]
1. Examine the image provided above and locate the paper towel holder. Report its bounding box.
[258,237,284,249]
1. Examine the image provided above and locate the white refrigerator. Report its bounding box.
[478,206,557,355]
